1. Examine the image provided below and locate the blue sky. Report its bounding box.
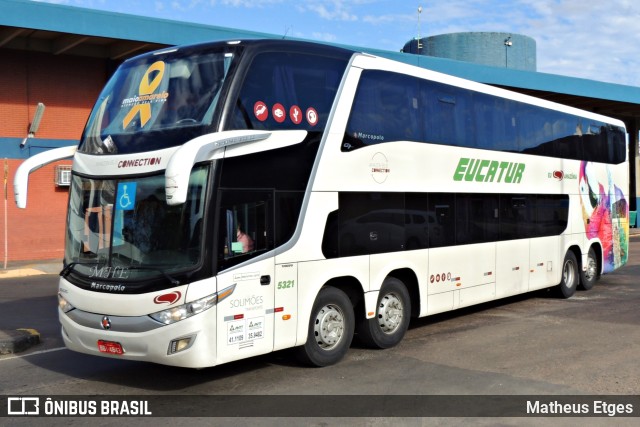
[34,0,640,87]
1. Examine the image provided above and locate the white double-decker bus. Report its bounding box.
[15,40,629,368]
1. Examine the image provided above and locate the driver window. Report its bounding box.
[218,190,273,269]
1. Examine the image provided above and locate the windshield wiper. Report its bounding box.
[126,266,180,286]
[60,261,102,278]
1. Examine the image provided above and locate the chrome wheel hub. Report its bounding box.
[584,256,597,281]
[314,304,345,350]
[563,258,576,287]
[377,292,404,334]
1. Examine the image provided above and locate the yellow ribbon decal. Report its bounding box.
[122,61,166,129]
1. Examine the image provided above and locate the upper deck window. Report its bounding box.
[343,70,626,164]
[228,52,348,132]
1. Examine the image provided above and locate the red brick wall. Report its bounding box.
[0,159,72,262]
[0,50,105,139]
[0,49,107,263]
[0,50,29,138]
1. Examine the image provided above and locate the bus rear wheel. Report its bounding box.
[579,247,598,291]
[296,286,354,367]
[556,251,578,298]
[357,277,411,349]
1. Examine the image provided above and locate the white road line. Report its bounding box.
[0,346,67,362]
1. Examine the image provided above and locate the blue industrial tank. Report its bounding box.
[403,32,536,71]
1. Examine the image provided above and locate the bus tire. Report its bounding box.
[357,277,411,349]
[579,247,598,291]
[296,286,354,367]
[556,251,578,298]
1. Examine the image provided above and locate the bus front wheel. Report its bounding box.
[556,251,578,298]
[296,286,354,367]
[357,277,411,349]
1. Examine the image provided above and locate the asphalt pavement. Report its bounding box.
[0,259,61,354]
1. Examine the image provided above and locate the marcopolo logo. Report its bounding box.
[453,157,525,184]
[153,291,182,305]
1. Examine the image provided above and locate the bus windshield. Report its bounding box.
[79,48,235,155]
[64,165,210,281]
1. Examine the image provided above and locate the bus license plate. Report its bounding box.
[97,340,124,355]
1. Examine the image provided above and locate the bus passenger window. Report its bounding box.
[344,70,421,151]
[429,194,455,248]
[405,193,431,250]
[499,195,536,240]
[536,195,569,236]
[455,194,499,245]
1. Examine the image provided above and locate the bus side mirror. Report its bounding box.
[165,131,270,206]
[14,145,77,208]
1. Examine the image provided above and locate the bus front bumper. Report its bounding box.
[59,307,218,368]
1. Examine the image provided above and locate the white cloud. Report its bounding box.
[163,0,203,12]
[513,0,640,85]
[362,13,414,25]
[312,32,338,42]
[33,0,107,5]
[309,6,356,21]
[303,0,358,21]
[218,0,285,7]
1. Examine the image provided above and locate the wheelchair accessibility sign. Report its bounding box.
[117,183,137,211]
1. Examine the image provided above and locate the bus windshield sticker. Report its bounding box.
[247,317,264,341]
[272,103,286,123]
[116,182,137,211]
[254,101,268,121]
[102,135,116,153]
[227,319,245,345]
[121,60,169,129]
[290,105,302,124]
[305,107,318,126]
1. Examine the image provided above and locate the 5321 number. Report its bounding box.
[277,280,295,290]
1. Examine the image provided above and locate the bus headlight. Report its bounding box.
[149,284,236,325]
[58,293,75,313]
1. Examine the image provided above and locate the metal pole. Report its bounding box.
[4,159,8,269]
[417,6,423,54]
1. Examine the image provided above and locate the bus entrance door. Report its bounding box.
[215,258,275,364]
